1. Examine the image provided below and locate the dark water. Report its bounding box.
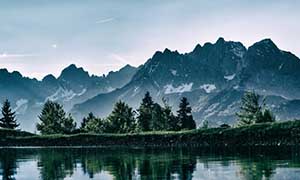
[0,147,300,180]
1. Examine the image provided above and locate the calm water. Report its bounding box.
[0,147,300,180]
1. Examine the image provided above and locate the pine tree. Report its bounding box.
[36,100,67,134]
[0,99,19,129]
[80,112,95,132]
[62,113,77,134]
[137,92,154,131]
[257,109,276,123]
[177,97,196,130]
[236,91,264,126]
[162,98,178,131]
[85,116,104,133]
[106,101,136,133]
[152,103,165,131]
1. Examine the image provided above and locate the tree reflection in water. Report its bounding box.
[0,147,300,180]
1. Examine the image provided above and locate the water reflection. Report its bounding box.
[0,147,300,180]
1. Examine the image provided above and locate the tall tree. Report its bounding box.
[36,100,76,134]
[236,91,268,126]
[152,103,166,131]
[0,99,19,129]
[177,97,196,130]
[137,92,154,131]
[162,98,178,131]
[106,101,136,133]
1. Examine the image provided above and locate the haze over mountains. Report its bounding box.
[1,38,300,131]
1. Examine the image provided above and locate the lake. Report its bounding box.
[0,147,300,180]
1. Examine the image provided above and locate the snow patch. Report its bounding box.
[170,69,177,76]
[224,74,236,81]
[164,83,193,94]
[47,87,87,102]
[200,84,216,93]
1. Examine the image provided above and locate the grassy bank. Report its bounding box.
[1,120,300,147]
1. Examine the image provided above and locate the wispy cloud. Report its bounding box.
[0,53,37,59]
[109,53,130,65]
[95,17,115,24]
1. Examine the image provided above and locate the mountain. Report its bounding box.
[72,38,300,126]
[0,64,137,131]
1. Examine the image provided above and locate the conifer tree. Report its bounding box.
[237,91,265,126]
[84,116,104,133]
[62,113,77,134]
[106,101,136,133]
[36,100,76,134]
[177,97,196,130]
[80,112,95,132]
[257,109,276,124]
[0,99,19,129]
[152,103,165,131]
[137,92,154,131]
[162,98,179,131]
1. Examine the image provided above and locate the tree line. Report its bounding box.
[0,91,276,134]
[37,92,196,134]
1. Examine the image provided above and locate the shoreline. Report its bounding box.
[1,120,300,147]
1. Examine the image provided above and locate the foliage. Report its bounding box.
[236,91,276,126]
[105,101,136,133]
[36,100,76,135]
[177,97,196,130]
[84,117,104,134]
[0,99,19,129]
[80,112,96,132]
[137,91,154,131]
[202,120,209,129]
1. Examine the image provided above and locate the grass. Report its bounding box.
[1,120,300,147]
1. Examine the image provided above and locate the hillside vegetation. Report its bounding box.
[1,120,300,147]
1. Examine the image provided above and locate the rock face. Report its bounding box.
[72,38,300,126]
[0,64,137,131]
[2,38,300,131]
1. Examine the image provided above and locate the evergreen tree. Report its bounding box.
[137,92,154,131]
[236,91,265,126]
[62,113,77,134]
[0,99,19,129]
[177,97,196,130]
[256,109,276,123]
[162,98,179,131]
[36,100,75,134]
[84,116,104,133]
[152,103,166,131]
[80,112,96,132]
[106,101,136,133]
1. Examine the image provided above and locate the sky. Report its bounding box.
[0,0,299,79]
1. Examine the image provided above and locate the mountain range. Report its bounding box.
[1,37,300,131]
[0,64,137,131]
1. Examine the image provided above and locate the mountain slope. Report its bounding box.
[0,64,137,131]
[73,38,300,126]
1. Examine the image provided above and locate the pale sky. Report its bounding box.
[0,0,299,79]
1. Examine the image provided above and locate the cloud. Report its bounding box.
[52,44,57,48]
[0,53,37,59]
[109,53,130,65]
[95,17,115,24]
